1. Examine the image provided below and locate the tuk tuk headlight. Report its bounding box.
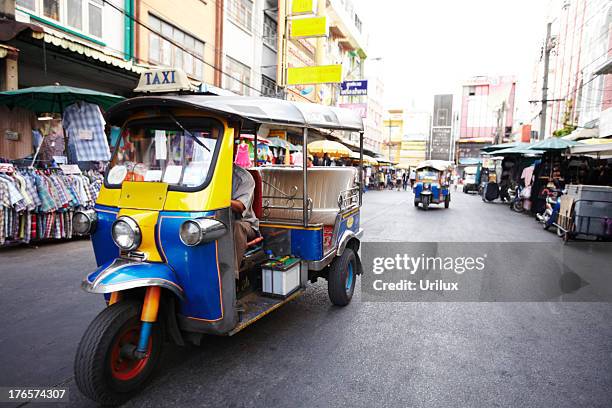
[180,218,227,246]
[73,209,97,235]
[424,183,431,190]
[112,216,141,251]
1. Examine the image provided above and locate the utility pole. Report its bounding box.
[540,22,552,141]
[496,101,506,145]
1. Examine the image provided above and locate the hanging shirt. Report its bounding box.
[63,102,110,162]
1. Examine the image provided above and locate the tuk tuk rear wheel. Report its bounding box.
[74,300,163,406]
[444,195,450,208]
[328,248,357,306]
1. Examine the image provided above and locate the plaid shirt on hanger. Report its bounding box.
[63,102,111,162]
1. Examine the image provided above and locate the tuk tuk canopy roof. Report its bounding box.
[105,95,364,132]
[415,160,454,171]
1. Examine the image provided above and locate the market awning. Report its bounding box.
[308,140,352,157]
[486,147,545,156]
[569,142,612,159]
[0,84,125,112]
[481,142,528,152]
[527,138,581,151]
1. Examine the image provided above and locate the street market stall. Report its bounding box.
[556,142,612,241]
[0,85,124,247]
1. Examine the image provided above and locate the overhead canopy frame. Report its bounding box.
[106,95,364,133]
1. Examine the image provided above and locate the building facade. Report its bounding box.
[457,75,516,161]
[7,0,142,94]
[136,0,220,88]
[430,94,454,161]
[401,111,429,168]
[529,0,612,138]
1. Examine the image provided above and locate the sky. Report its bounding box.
[354,0,549,121]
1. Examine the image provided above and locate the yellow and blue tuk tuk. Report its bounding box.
[72,95,365,404]
[413,160,453,210]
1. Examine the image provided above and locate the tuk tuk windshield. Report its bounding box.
[417,169,439,182]
[106,118,223,189]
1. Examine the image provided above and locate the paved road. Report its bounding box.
[1,190,611,407]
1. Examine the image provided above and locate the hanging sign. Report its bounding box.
[287,65,342,85]
[291,0,315,15]
[340,80,368,96]
[291,16,327,38]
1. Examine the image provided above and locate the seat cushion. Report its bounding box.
[256,167,356,224]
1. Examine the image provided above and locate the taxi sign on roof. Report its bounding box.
[134,68,193,93]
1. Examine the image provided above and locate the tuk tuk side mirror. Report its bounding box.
[179,218,227,246]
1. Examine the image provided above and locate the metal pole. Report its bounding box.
[302,127,309,227]
[388,120,392,162]
[540,22,552,141]
[359,131,363,206]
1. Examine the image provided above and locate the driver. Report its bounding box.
[231,164,259,279]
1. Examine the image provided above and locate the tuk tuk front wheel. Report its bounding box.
[328,248,357,306]
[422,197,430,210]
[74,300,163,406]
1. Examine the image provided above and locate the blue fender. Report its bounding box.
[82,258,185,300]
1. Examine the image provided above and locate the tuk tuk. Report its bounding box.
[462,164,480,194]
[72,95,365,405]
[413,160,453,210]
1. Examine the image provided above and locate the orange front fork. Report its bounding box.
[136,287,161,354]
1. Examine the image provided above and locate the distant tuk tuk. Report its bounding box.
[462,164,481,194]
[73,95,365,405]
[413,160,453,210]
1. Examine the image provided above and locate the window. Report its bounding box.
[468,86,476,96]
[148,14,206,79]
[16,0,35,11]
[43,0,60,20]
[263,13,277,49]
[67,0,82,30]
[228,0,253,32]
[88,0,102,38]
[261,75,277,97]
[16,0,104,38]
[225,57,251,95]
[354,15,362,33]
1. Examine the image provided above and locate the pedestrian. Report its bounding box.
[409,168,416,188]
[323,153,331,166]
[402,172,409,191]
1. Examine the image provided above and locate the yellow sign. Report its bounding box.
[287,65,342,85]
[291,0,314,14]
[291,16,327,38]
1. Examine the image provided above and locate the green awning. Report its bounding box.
[0,84,125,112]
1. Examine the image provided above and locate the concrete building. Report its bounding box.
[363,73,384,153]
[457,75,516,161]
[137,0,221,88]
[401,111,429,167]
[222,0,278,96]
[7,0,143,94]
[383,109,403,163]
[529,0,612,139]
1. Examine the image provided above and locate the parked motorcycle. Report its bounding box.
[509,185,526,213]
[537,188,563,236]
